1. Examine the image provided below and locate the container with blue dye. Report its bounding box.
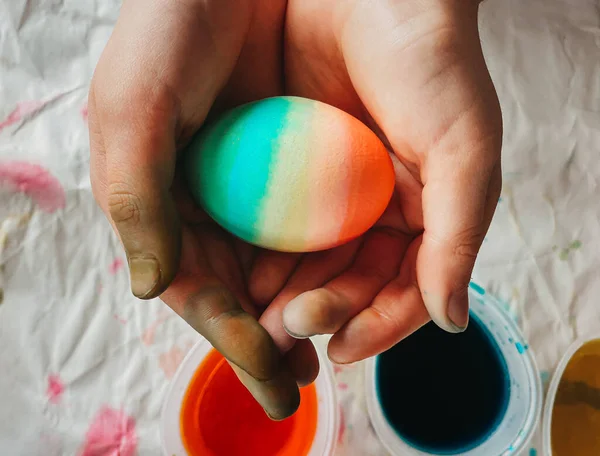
[365,283,542,456]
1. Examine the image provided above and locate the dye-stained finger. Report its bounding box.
[327,238,429,363]
[285,338,320,387]
[230,363,300,420]
[98,86,181,300]
[249,250,304,306]
[90,0,251,300]
[282,230,408,339]
[181,285,299,419]
[258,239,361,353]
[160,234,299,420]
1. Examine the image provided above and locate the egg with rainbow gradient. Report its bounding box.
[184,96,395,253]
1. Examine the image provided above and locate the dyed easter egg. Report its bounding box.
[184,96,395,252]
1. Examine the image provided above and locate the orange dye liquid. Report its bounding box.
[180,348,318,456]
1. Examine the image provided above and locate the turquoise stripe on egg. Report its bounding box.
[185,97,293,243]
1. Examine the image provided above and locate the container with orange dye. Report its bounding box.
[161,337,338,456]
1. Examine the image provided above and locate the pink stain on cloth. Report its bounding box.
[79,406,137,456]
[0,101,44,132]
[81,103,89,122]
[108,258,124,275]
[0,161,65,213]
[337,405,346,444]
[46,375,64,404]
[158,342,193,379]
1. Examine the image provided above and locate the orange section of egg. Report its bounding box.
[180,348,318,456]
[302,102,396,251]
[334,113,395,245]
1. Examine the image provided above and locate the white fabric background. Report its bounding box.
[0,0,598,454]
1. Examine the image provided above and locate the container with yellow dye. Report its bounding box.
[543,334,600,456]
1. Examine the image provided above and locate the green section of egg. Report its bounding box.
[184,97,292,243]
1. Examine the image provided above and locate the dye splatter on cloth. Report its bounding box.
[1,0,600,454]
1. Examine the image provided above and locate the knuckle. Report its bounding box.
[107,183,143,225]
[450,227,482,260]
[369,305,400,332]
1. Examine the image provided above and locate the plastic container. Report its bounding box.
[365,282,542,456]
[542,333,600,456]
[161,336,339,456]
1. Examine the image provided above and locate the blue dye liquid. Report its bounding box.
[375,314,510,454]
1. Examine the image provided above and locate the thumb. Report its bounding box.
[89,0,251,299]
[100,88,181,299]
[338,0,502,331]
[418,152,501,332]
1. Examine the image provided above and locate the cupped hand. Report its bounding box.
[259,0,503,363]
[89,0,501,419]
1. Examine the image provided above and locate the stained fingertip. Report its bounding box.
[182,286,281,380]
[129,256,162,299]
[283,289,348,338]
[231,363,300,420]
[165,277,299,421]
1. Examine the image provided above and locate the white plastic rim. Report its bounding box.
[365,282,542,456]
[541,332,600,456]
[161,336,339,456]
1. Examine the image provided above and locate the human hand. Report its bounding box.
[89,0,501,420]
[256,0,503,362]
[89,0,314,419]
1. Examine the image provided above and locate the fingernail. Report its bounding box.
[282,294,316,339]
[283,324,311,340]
[447,292,469,332]
[423,292,463,334]
[129,257,161,299]
[283,289,345,338]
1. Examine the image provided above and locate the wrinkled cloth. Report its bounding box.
[0,0,599,454]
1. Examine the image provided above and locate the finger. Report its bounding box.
[161,232,299,419]
[328,237,429,363]
[100,92,181,299]
[282,230,408,339]
[249,251,304,306]
[417,157,501,333]
[187,287,299,419]
[91,0,252,299]
[340,1,501,332]
[285,339,320,387]
[258,239,361,353]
